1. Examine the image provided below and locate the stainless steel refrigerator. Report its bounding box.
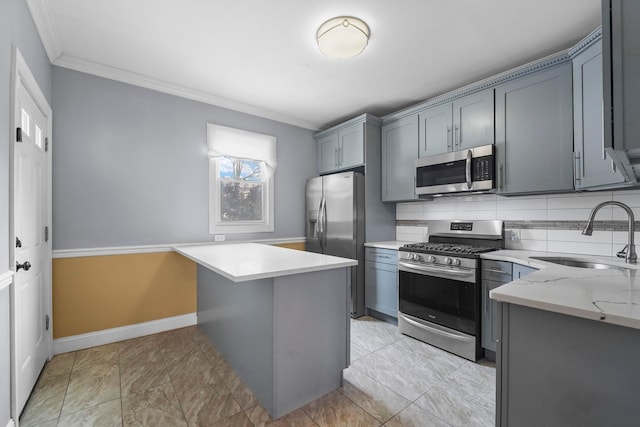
[306,171,365,317]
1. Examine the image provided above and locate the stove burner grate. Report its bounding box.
[402,242,496,255]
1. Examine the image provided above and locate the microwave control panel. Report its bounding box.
[472,156,494,181]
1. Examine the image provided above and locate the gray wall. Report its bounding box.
[52,67,316,249]
[0,0,52,424]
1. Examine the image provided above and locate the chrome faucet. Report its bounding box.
[582,201,637,264]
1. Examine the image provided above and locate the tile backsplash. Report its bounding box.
[395,189,640,257]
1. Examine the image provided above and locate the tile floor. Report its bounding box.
[20,316,495,426]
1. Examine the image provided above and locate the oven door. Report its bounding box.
[398,270,478,336]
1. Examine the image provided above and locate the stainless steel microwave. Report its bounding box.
[415,144,495,195]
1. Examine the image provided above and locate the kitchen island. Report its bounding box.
[485,251,640,427]
[173,243,357,419]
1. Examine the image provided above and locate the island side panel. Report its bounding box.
[498,303,640,427]
[197,265,275,412]
[272,268,350,418]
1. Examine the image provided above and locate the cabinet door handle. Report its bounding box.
[454,124,460,148]
[339,147,343,166]
[574,152,581,183]
[335,148,338,167]
[499,164,504,191]
[447,126,452,151]
[484,282,489,312]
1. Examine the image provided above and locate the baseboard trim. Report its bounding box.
[0,270,13,292]
[53,312,197,354]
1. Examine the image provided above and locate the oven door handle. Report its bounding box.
[399,314,474,343]
[398,261,475,276]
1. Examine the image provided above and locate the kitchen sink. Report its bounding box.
[530,256,631,271]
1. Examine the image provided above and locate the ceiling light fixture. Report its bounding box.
[316,16,370,59]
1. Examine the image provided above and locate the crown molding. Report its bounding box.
[381,50,572,123]
[25,0,320,130]
[52,54,321,131]
[567,27,602,58]
[25,0,63,62]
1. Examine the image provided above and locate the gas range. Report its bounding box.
[397,220,504,361]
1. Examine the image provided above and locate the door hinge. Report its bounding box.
[16,127,22,142]
[45,314,50,331]
[45,137,48,152]
[16,237,22,248]
[44,226,49,242]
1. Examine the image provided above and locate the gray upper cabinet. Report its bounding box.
[317,132,340,175]
[418,103,452,156]
[381,115,419,202]
[453,89,495,150]
[339,123,365,170]
[316,117,370,174]
[495,63,574,195]
[602,0,640,182]
[418,88,494,157]
[573,39,626,189]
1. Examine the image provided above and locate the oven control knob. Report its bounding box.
[444,257,453,265]
[413,254,422,261]
[427,255,436,263]
[453,258,461,266]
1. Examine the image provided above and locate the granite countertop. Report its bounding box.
[485,250,640,330]
[364,241,413,250]
[174,243,357,282]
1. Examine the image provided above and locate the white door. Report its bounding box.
[12,59,51,414]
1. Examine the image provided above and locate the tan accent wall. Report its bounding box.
[52,252,196,339]
[274,242,305,251]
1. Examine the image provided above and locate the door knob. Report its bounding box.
[16,261,31,272]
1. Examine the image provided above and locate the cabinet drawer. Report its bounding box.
[482,260,512,282]
[365,248,398,266]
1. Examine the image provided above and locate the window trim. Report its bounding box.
[207,124,276,234]
[209,156,274,234]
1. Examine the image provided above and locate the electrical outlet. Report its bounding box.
[214,235,225,242]
[509,229,521,242]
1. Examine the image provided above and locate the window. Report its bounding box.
[207,124,276,234]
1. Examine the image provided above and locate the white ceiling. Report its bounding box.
[27,0,602,130]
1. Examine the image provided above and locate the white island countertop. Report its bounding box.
[485,250,640,330]
[174,243,357,282]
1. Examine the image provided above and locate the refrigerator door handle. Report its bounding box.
[315,198,323,244]
[318,197,326,252]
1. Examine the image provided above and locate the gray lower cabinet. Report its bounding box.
[418,88,494,157]
[497,303,640,426]
[495,63,574,195]
[481,260,512,354]
[381,115,419,202]
[512,263,537,279]
[365,247,398,318]
[573,38,626,189]
[482,261,537,356]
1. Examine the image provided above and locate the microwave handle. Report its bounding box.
[465,150,472,190]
